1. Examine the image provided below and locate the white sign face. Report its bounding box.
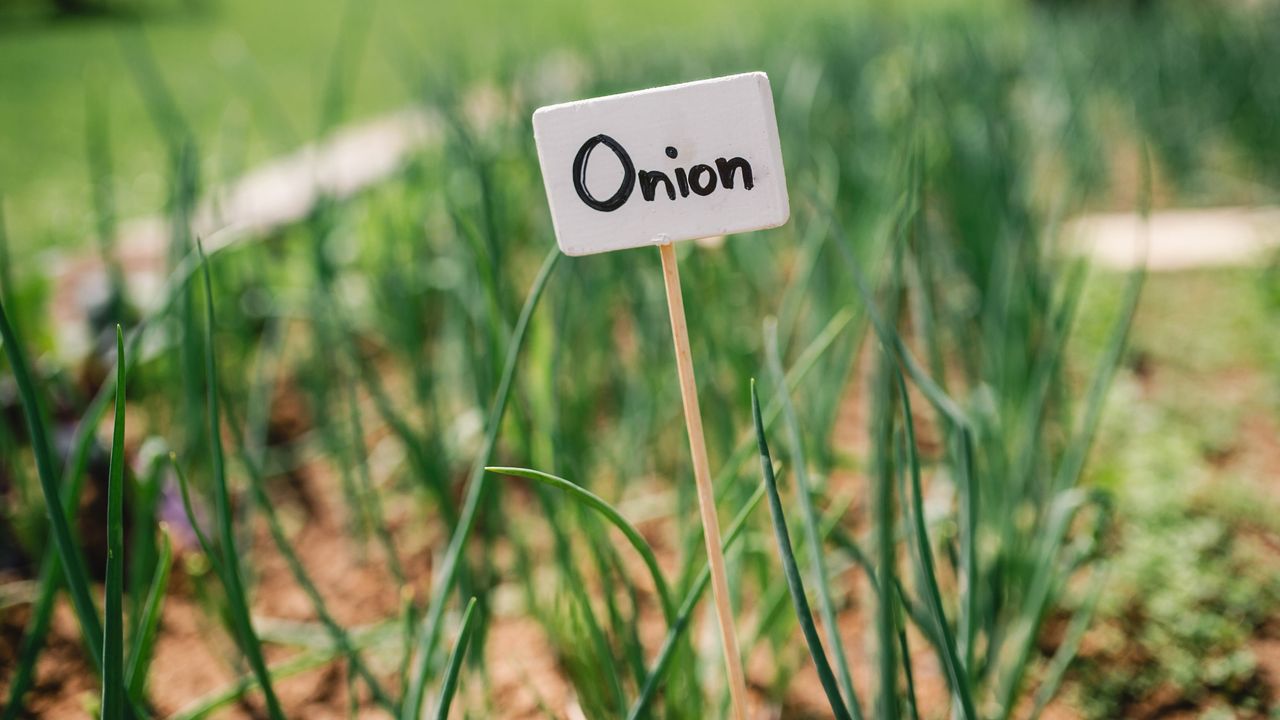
[533,72,789,256]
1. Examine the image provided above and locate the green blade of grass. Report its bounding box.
[713,307,859,494]
[2,365,131,717]
[168,617,403,720]
[4,238,239,717]
[170,648,338,720]
[820,199,968,429]
[126,533,173,700]
[823,193,984,686]
[763,318,862,720]
[102,326,127,720]
[224,393,397,713]
[433,597,480,720]
[871,347,899,720]
[954,427,979,675]
[994,264,1143,720]
[895,583,921,720]
[196,241,286,720]
[539,487,628,717]
[486,467,676,625]
[991,488,1094,720]
[85,84,126,308]
[403,247,560,720]
[627,484,764,720]
[669,306,860,601]
[895,367,977,720]
[1026,565,1108,720]
[127,453,165,632]
[169,454,222,576]
[752,379,853,720]
[0,299,104,670]
[3,376,118,717]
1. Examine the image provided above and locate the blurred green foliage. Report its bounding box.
[1077,267,1280,718]
[0,0,846,254]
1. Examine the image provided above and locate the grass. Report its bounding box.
[752,378,855,720]
[763,321,862,719]
[0,291,105,677]
[433,596,479,720]
[1,0,1279,717]
[0,0,847,258]
[488,467,676,624]
[102,325,126,720]
[196,242,286,719]
[401,245,559,720]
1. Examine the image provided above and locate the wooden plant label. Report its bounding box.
[533,72,790,256]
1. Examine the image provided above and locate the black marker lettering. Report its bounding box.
[674,167,690,197]
[639,171,676,201]
[715,157,754,190]
[572,137,756,211]
[572,134,635,212]
[689,164,717,196]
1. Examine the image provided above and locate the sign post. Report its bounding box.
[533,72,790,718]
[657,238,751,719]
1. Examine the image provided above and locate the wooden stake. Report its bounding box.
[658,240,749,720]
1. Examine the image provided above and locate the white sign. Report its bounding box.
[533,72,790,256]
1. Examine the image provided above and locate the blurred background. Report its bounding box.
[0,0,1278,717]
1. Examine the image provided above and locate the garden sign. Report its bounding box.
[533,71,790,255]
[533,72,790,720]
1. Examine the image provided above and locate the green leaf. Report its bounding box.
[486,466,676,624]
[433,597,481,720]
[627,484,764,720]
[763,318,862,720]
[895,366,977,720]
[195,241,286,720]
[403,247,560,720]
[0,298,104,672]
[2,347,125,718]
[126,533,173,700]
[169,454,220,575]
[1026,565,1109,720]
[102,326,127,720]
[871,346,899,720]
[224,394,396,713]
[170,649,338,720]
[752,379,852,720]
